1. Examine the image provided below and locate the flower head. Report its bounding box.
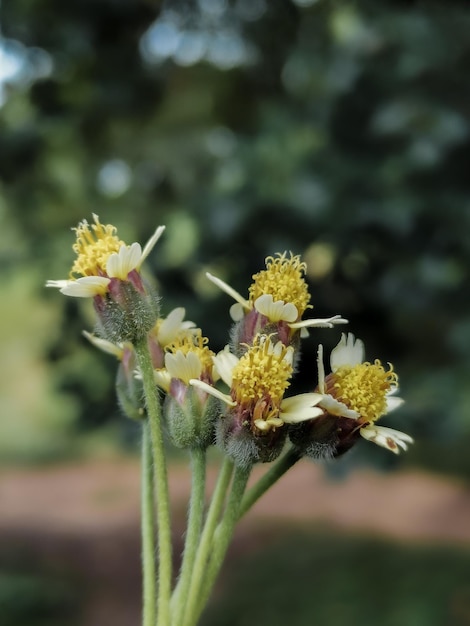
[206,252,347,350]
[147,307,197,369]
[319,333,404,425]
[156,332,220,450]
[249,253,311,319]
[46,214,165,298]
[292,333,412,457]
[155,332,216,392]
[191,334,323,466]
[46,215,165,343]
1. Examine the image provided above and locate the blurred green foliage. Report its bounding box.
[204,529,470,626]
[1,0,469,470]
[0,571,79,626]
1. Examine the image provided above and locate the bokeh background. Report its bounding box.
[1,0,470,624]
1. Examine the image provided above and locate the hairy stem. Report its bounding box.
[238,447,302,519]
[182,457,234,626]
[136,339,172,626]
[141,421,156,626]
[191,465,252,626]
[171,447,207,625]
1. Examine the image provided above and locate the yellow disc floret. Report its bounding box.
[70,214,125,278]
[249,252,311,317]
[332,360,398,423]
[231,336,292,405]
[166,333,214,374]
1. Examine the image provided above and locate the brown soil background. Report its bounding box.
[1,458,470,626]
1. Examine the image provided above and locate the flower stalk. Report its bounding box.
[171,447,207,626]
[189,465,252,626]
[238,446,303,519]
[141,421,156,626]
[135,338,173,626]
[181,458,235,626]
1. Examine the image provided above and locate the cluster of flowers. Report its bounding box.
[47,214,412,464]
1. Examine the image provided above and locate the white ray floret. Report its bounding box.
[360,425,414,454]
[46,276,111,297]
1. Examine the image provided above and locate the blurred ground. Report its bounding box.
[1,459,470,626]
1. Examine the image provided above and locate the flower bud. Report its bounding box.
[164,385,221,449]
[216,407,288,469]
[93,277,160,344]
[155,332,220,450]
[115,345,146,421]
[289,412,359,459]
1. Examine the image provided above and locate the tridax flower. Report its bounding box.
[154,332,217,393]
[47,213,165,297]
[147,307,197,369]
[291,333,412,457]
[156,332,220,449]
[206,252,347,350]
[190,334,323,467]
[46,215,165,343]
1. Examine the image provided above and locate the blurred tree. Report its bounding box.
[1,0,469,470]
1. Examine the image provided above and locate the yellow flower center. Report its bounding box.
[167,333,214,373]
[231,336,292,405]
[332,360,398,423]
[70,215,125,278]
[249,252,311,317]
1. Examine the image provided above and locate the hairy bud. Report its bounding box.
[164,384,221,450]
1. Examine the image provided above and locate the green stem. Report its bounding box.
[136,339,172,626]
[190,465,251,626]
[171,447,207,626]
[141,421,156,626]
[238,447,302,519]
[182,457,234,626]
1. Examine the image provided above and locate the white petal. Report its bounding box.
[165,351,202,384]
[229,302,245,321]
[105,253,119,278]
[189,379,236,406]
[279,393,324,423]
[254,417,285,431]
[212,346,238,388]
[154,369,171,392]
[46,280,71,289]
[330,333,364,371]
[82,331,124,359]
[269,338,284,357]
[360,425,413,454]
[107,243,142,278]
[157,308,196,347]
[254,294,298,323]
[140,225,166,265]
[126,242,143,272]
[289,315,348,329]
[206,272,250,308]
[319,394,360,419]
[386,395,405,413]
[48,276,110,297]
[283,345,294,366]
